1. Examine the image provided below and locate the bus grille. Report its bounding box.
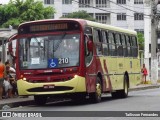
[27,86,73,92]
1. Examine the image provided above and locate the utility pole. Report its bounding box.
[151,0,160,84]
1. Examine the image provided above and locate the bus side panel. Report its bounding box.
[85,56,97,93]
[116,57,125,90]
[130,58,141,87]
[104,57,124,91]
[99,57,112,92]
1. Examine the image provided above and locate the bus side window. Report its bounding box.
[131,36,138,57]
[126,35,131,57]
[85,36,93,66]
[102,30,109,56]
[115,33,123,56]
[108,32,116,56]
[93,29,102,55]
[121,34,127,57]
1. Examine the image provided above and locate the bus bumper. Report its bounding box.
[17,75,86,96]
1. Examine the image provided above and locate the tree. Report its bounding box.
[61,10,95,21]
[137,32,144,50]
[0,0,55,28]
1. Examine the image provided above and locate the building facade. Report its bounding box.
[40,0,144,33]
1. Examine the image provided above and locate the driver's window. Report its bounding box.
[85,36,93,66]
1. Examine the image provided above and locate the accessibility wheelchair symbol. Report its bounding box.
[48,58,58,68]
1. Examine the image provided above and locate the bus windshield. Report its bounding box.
[19,33,80,69]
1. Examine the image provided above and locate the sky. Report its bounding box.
[0,0,10,4]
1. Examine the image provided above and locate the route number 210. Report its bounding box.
[58,58,69,64]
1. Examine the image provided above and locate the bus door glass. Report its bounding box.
[93,29,102,55]
[84,27,93,66]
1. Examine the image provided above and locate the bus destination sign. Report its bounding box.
[18,22,80,34]
[30,23,68,32]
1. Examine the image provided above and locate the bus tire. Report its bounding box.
[111,92,119,98]
[90,77,102,103]
[34,95,47,105]
[120,74,129,98]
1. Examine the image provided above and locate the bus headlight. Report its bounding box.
[22,78,27,81]
[74,75,78,78]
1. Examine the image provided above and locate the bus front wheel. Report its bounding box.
[90,77,102,103]
[34,95,47,105]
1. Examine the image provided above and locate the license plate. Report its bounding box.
[43,85,55,89]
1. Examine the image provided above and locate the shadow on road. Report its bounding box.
[32,95,134,107]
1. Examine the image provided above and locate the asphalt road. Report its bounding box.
[1,88,160,120]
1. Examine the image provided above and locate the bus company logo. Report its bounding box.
[2,112,12,117]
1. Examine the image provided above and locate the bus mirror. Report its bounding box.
[87,40,93,52]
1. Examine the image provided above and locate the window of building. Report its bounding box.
[62,13,69,17]
[44,0,54,4]
[96,0,108,7]
[95,13,108,24]
[135,29,144,34]
[62,0,72,4]
[117,0,126,4]
[149,44,151,53]
[79,0,90,8]
[134,13,144,20]
[134,0,143,4]
[117,13,126,20]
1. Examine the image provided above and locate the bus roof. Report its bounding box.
[19,18,137,35]
[85,20,137,35]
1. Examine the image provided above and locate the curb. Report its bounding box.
[129,84,160,91]
[0,100,34,110]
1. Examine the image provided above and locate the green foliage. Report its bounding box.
[137,32,144,50]
[0,0,55,28]
[2,18,22,28]
[61,10,95,21]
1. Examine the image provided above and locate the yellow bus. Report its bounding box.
[8,19,141,105]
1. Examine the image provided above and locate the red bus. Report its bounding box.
[8,19,141,105]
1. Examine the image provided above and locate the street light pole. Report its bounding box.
[151,0,160,84]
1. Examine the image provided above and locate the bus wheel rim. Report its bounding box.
[96,83,101,98]
[124,80,128,94]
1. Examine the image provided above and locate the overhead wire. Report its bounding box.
[72,0,151,19]
[108,0,150,17]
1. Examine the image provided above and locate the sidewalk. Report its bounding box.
[0,83,160,110]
